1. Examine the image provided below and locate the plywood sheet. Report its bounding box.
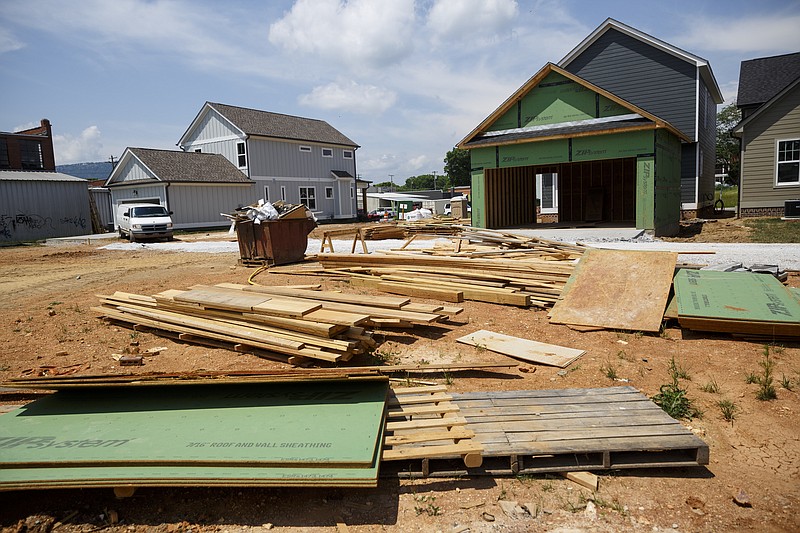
[0,380,388,468]
[456,330,584,368]
[549,249,677,332]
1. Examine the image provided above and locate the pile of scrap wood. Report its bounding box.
[361,220,463,240]
[308,252,576,307]
[670,269,800,338]
[93,284,461,365]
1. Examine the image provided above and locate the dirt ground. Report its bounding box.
[0,220,798,533]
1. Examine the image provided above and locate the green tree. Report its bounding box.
[443,146,471,188]
[716,103,741,185]
[373,181,395,188]
[404,174,435,190]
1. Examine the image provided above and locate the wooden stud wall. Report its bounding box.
[484,166,537,229]
[557,158,636,223]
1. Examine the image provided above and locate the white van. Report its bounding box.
[116,203,174,242]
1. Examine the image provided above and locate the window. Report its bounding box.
[322,148,333,158]
[350,187,354,198]
[263,186,269,202]
[536,172,559,213]
[20,140,43,169]
[236,142,247,168]
[325,187,334,199]
[343,150,353,159]
[299,145,311,153]
[0,140,9,169]
[777,139,800,185]
[299,187,316,209]
[281,186,286,201]
[194,149,202,153]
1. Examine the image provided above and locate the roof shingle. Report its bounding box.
[209,103,359,147]
[737,52,800,108]
[124,148,252,184]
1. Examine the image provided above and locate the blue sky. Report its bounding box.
[2,0,799,184]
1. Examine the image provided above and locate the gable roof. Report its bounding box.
[179,102,359,148]
[736,52,800,108]
[105,148,252,187]
[733,76,800,138]
[559,18,723,104]
[458,63,690,149]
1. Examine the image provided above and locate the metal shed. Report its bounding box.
[0,171,92,242]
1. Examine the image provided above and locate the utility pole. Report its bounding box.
[388,174,394,191]
[109,155,118,169]
[431,170,437,190]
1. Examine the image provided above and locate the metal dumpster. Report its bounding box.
[235,217,316,267]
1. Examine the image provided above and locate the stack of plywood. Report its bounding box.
[94,284,458,365]
[311,252,576,307]
[673,269,800,338]
[0,375,391,490]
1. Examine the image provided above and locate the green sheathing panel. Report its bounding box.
[470,146,495,170]
[499,139,569,167]
[0,380,388,468]
[471,169,487,228]
[636,156,655,230]
[520,72,595,127]
[653,129,681,236]
[490,106,519,131]
[674,270,800,323]
[572,130,653,162]
[598,95,629,118]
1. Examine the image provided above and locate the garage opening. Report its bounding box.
[483,157,636,228]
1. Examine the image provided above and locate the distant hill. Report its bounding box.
[57,161,114,181]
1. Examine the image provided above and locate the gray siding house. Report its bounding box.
[733,53,800,217]
[559,18,723,217]
[105,148,254,230]
[178,103,360,221]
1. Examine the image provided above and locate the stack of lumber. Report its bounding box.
[361,223,407,240]
[0,376,390,490]
[309,252,576,307]
[361,220,464,241]
[673,269,800,338]
[382,385,483,470]
[93,284,458,365]
[454,227,585,260]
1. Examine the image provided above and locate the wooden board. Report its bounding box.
[456,330,584,368]
[549,249,677,332]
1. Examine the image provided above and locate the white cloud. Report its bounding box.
[54,126,104,165]
[299,81,397,114]
[269,0,416,69]
[0,27,24,54]
[679,14,800,53]
[427,0,518,44]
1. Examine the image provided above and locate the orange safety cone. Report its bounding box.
[383,210,389,222]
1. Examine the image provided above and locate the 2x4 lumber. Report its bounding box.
[219,283,411,309]
[317,253,575,275]
[381,442,484,463]
[387,402,461,418]
[386,392,452,407]
[385,417,468,431]
[376,281,465,303]
[384,428,475,446]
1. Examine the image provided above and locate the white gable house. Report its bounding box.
[179,102,360,221]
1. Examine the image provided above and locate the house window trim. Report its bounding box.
[775,138,800,187]
[343,150,353,159]
[299,186,317,210]
[322,148,333,158]
[325,187,334,199]
[299,145,312,153]
[536,172,559,214]
[236,141,247,168]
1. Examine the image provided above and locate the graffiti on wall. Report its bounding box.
[0,212,88,238]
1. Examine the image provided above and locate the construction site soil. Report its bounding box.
[1,221,798,533]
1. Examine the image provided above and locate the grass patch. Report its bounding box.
[718,399,738,422]
[754,346,778,401]
[652,356,701,420]
[714,185,738,208]
[700,378,720,394]
[743,218,800,243]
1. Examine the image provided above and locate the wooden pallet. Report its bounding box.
[381,386,483,469]
[384,386,708,478]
